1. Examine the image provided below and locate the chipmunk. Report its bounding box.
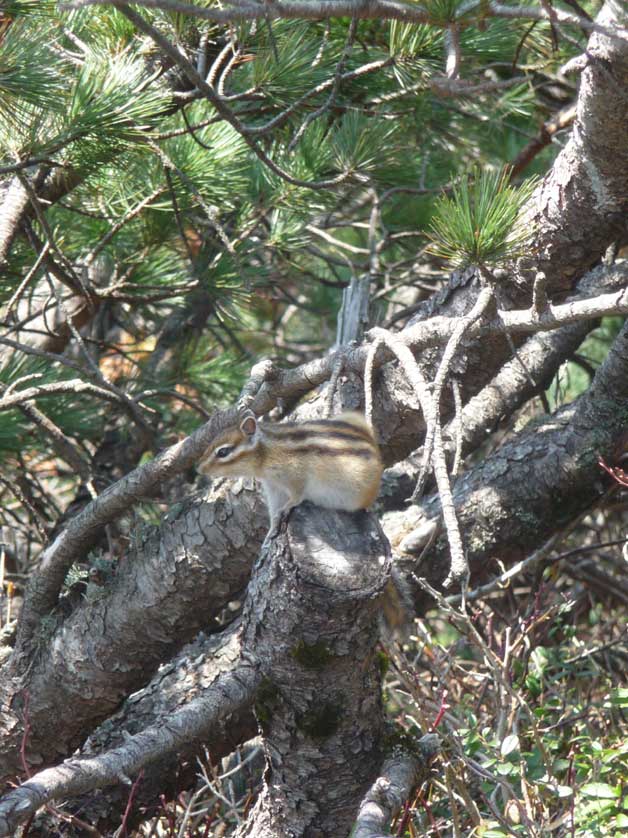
[198,411,383,527]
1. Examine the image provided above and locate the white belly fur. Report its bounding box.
[303,472,359,511]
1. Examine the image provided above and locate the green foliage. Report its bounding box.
[330,111,400,177]
[423,0,475,25]
[236,22,337,106]
[0,353,105,458]
[62,48,169,166]
[429,167,538,266]
[0,25,169,167]
[0,0,56,16]
[0,20,64,129]
[159,116,249,205]
[389,583,627,837]
[389,21,442,85]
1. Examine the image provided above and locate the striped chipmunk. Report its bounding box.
[197,411,383,527]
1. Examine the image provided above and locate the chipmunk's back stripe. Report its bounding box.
[307,419,374,441]
[264,419,374,444]
[288,445,376,460]
[264,428,371,445]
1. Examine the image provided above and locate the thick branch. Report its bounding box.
[511,0,628,293]
[0,660,259,838]
[236,504,391,837]
[0,482,266,780]
[353,735,440,838]
[76,624,258,826]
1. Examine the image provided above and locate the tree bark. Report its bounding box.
[0,505,390,837]
[0,481,266,780]
[235,504,390,838]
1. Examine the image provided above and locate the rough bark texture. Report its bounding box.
[0,655,259,838]
[0,482,266,779]
[235,504,390,838]
[0,504,390,836]
[78,625,258,828]
[514,0,628,296]
[353,734,440,838]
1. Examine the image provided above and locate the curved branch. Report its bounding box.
[395,316,628,611]
[64,0,628,45]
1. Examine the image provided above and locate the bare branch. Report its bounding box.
[62,0,628,46]
[368,327,469,590]
[4,241,51,320]
[413,285,494,501]
[64,0,431,25]
[489,1,628,42]
[0,380,124,411]
[444,24,461,79]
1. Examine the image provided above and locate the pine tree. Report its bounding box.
[0,1,626,835]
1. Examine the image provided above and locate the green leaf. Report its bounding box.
[501,734,520,757]
[580,782,620,800]
[609,687,628,708]
[329,111,399,176]
[429,166,538,267]
[423,0,473,25]
[0,19,65,131]
[64,49,168,154]
[0,0,56,16]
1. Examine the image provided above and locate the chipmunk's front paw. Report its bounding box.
[267,508,292,540]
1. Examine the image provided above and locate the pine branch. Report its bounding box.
[63,0,628,44]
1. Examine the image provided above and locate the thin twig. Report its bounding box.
[413,285,493,501]
[84,187,166,266]
[444,24,461,79]
[4,241,51,319]
[288,16,358,151]
[450,379,463,478]
[369,327,469,590]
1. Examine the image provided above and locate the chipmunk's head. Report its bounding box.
[198,411,261,478]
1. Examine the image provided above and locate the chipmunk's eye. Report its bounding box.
[216,445,234,459]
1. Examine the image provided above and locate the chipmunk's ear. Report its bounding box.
[240,411,258,437]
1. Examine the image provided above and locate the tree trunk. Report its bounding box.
[236,504,390,838]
